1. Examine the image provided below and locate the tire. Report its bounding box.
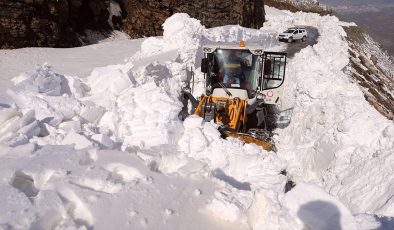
[302,36,306,42]
[288,37,293,43]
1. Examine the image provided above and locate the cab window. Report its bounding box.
[207,49,259,97]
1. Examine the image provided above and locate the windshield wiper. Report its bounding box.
[218,82,233,97]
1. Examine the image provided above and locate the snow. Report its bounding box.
[264,6,394,220]
[283,183,358,230]
[0,7,393,230]
[0,38,144,92]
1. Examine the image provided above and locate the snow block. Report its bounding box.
[80,103,105,124]
[91,134,114,149]
[58,120,82,133]
[61,132,92,150]
[283,183,358,230]
[207,187,253,222]
[183,115,203,129]
[0,107,20,126]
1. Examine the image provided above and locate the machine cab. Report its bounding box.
[201,43,287,105]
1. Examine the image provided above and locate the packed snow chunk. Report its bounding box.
[58,120,82,133]
[122,128,172,150]
[158,154,189,174]
[354,214,382,230]
[64,75,90,98]
[114,82,183,150]
[30,190,64,230]
[140,37,176,55]
[131,82,181,116]
[72,177,122,194]
[0,107,20,126]
[12,64,70,96]
[0,184,36,229]
[203,122,221,140]
[87,64,134,96]
[91,134,114,149]
[178,125,208,154]
[11,170,39,198]
[207,187,253,222]
[178,116,212,154]
[79,101,106,124]
[56,187,94,228]
[18,110,36,128]
[178,158,207,175]
[104,163,145,183]
[248,189,303,230]
[0,110,43,147]
[283,183,358,230]
[61,132,92,150]
[162,13,205,51]
[183,115,204,129]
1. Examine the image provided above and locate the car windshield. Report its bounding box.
[209,49,259,95]
[283,29,295,33]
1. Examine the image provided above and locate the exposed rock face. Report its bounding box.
[345,26,394,120]
[0,0,265,48]
[0,0,111,48]
[123,0,266,38]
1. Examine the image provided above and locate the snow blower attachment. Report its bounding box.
[192,41,287,151]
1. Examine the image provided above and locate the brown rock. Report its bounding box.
[370,55,378,65]
[123,0,265,39]
[0,0,266,48]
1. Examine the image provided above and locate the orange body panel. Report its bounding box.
[194,95,247,131]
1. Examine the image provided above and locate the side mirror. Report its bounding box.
[201,58,208,73]
[263,59,272,75]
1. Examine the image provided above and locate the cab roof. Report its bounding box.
[202,42,266,55]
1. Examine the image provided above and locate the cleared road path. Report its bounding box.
[284,26,319,58]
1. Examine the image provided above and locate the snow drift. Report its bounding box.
[0,8,393,230]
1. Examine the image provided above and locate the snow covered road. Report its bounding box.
[284,26,319,58]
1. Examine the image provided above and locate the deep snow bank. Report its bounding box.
[0,13,287,229]
[264,6,394,220]
[0,10,393,230]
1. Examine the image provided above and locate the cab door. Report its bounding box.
[260,52,287,105]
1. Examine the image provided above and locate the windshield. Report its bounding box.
[208,49,259,96]
[283,29,295,33]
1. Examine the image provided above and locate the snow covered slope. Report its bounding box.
[344,26,394,120]
[0,8,393,230]
[0,37,143,92]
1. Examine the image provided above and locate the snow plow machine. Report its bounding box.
[184,41,287,151]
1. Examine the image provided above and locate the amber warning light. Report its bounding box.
[239,40,246,47]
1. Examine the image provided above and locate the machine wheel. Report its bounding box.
[288,37,293,43]
[302,36,306,42]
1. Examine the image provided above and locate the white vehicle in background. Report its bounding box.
[278,27,307,43]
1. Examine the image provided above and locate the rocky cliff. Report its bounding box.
[0,0,265,48]
[345,26,394,120]
[123,0,265,38]
[0,0,114,48]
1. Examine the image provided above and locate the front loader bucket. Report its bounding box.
[223,131,274,152]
